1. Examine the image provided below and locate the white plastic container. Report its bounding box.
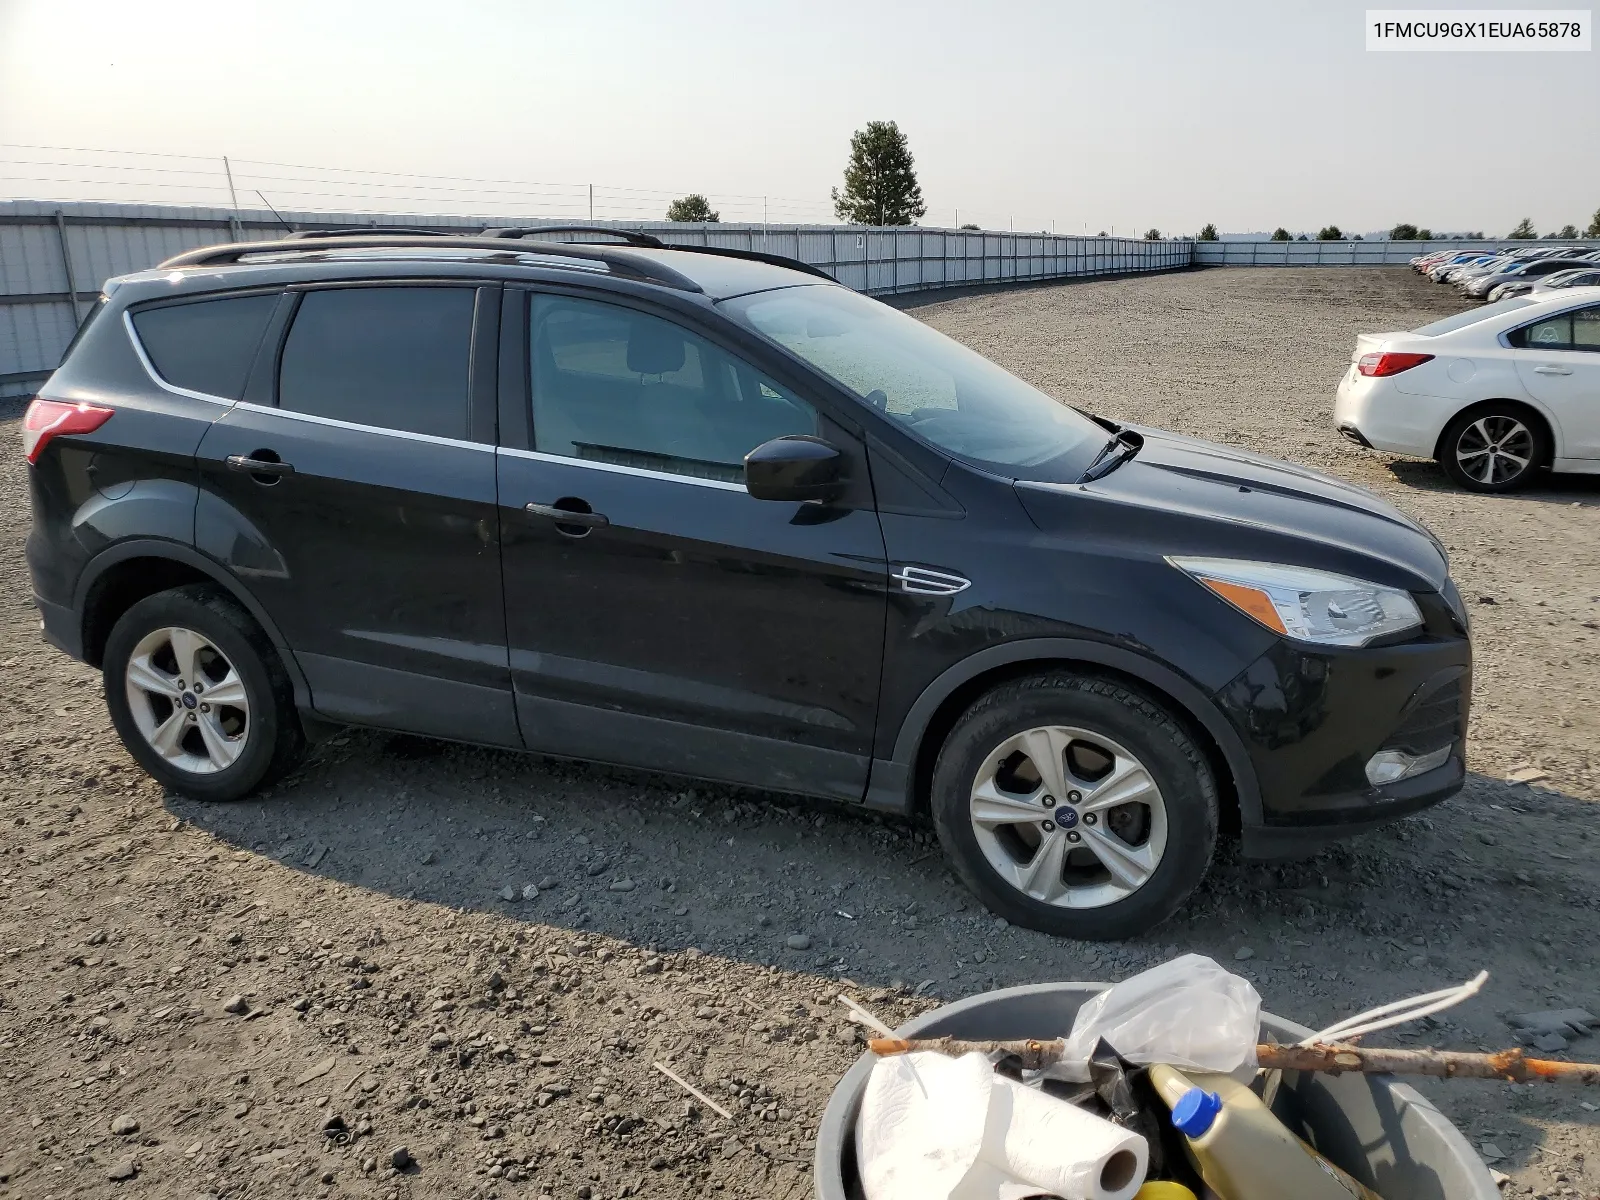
[1149,1065,1384,1200]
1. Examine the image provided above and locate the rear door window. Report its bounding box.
[277,287,475,439]
[131,293,279,400]
[1511,306,1600,350]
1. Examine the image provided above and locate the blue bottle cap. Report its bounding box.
[1171,1087,1223,1138]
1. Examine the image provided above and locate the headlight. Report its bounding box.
[1168,557,1423,647]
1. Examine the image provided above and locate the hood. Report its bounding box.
[1016,428,1450,591]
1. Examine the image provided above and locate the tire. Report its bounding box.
[930,673,1218,941]
[1439,404,1548,493]
[103,585,305,801]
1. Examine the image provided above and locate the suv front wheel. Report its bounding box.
[103,585,305,801]
[931,673,1217,940]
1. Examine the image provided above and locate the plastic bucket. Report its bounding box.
[815,982,1498,1200]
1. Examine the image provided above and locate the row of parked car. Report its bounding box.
[1413,244,1600,301]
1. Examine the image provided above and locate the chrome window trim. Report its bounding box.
[234,401,493,452]
[497,446,748,492]
[122,310,235,406]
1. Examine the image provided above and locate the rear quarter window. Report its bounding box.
[130,293,279,400]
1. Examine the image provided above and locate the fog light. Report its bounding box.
[1365,745,1452,786]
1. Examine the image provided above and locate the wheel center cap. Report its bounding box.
[1055,806,1080,829]
[181,692,198,710]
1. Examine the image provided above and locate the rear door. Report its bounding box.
[1513,303,1600,460]
[495,287,888,800]
[194,281,517,745]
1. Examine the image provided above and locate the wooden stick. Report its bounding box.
[652,1061,734,1120]
[865,1037,1600,1085]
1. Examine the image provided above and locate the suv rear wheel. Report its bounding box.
[930,673,1217,940]
[103,585,305,801]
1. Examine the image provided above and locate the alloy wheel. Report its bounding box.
[1455,415,1533,487]
[123,626,251,775]
[968,725,1168,909]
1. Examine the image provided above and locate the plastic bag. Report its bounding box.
[1048,954,1261,1082]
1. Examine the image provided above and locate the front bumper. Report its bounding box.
[1216,587,1471,858]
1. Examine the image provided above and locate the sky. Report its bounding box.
[1,0,1597,236]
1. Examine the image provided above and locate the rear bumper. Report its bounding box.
[1333,371,1456,458]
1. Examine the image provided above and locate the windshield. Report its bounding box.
[723,285,1107,479]
[1412,296,1537,336]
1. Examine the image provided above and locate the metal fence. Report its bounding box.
[0,201,1189,398]
[1193,237,1600,266]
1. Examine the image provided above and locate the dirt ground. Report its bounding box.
[2,266,1597,1200]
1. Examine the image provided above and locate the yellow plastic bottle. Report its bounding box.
[1134,1184,1199,1200]
[1148,1065,1385,1200]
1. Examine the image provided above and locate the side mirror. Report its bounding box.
[744,435,845,503]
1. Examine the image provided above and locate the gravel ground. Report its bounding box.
[2,267,1597,1200]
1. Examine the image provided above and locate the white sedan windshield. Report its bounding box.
[723,285,1106,478]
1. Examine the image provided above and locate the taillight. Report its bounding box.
[1357,352,1435,378]
[22,398,114,465]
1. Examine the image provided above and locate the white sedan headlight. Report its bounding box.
[1168,558,1423,647]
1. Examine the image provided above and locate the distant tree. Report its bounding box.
[1390,222,1420,240]
[1507,217,1537,239]
[1352,233,1364,241]
[1296,233,1309,241]
[1555,224,1580,239]
[959,222,980,230]
[1097,230,1107,236]
[1197,223,1219,241]
[832,120,926,226]
[1418,228,1434,240]
[1317,225,1344,241]
[1588,208,1600,238]
[666,194,719,222]
[1144,228,1161,240]
[1270,227,1291,241]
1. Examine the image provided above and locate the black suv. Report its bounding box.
[23,229,1471,939]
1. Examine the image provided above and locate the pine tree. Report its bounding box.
[1197,223,1219,241]
[832,121,926,226]
[1507,217,1537,239]
[666,194,719,222]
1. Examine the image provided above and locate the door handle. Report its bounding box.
[1533,365,1573,375]
[226,454,295,477]
[524,501,608,529]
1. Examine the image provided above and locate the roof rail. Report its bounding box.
[481,225,665,248]
[156,235,704,292]
[284,227,458,240]
[657,243,835,281]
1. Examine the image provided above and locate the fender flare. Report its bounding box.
[73,537,311,708]
[877,637,1263,827]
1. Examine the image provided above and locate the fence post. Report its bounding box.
[54,209,84,324]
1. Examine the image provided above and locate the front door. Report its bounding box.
[496,288,888,800]
[194,282,516,746]
[1514,302,1600,460]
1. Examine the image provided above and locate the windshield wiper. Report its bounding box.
[1079,430,1143,482]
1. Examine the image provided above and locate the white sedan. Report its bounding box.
[1333,289,1600,492]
